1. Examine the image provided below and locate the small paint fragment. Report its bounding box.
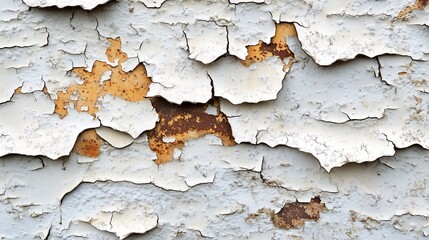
[272,197,326,229]
[55,37,151,118]
[22,0,111,10]
[73,129,103,158]
[95,126,134,149]
[148,98,235,164]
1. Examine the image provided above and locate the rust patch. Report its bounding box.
[147,98,235,164]
[54,37,152,118]
[14,86,22,94]
[73,129,103,158]
[397,0,428,19]
[241,23,296,69]
[272,197,326,229]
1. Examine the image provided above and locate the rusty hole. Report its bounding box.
[241,23,296,68]
[271,197,326,229]
[147,98,236,164]
[73,129,103,158]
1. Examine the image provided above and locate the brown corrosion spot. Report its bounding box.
[14,86,22,94]
[14,86,49,94]
[241,23,296,68]
[148,98,235,164]
[54,37,152,118]
[397,0,428,19]
[73,129,102,158]
[271,197,326,229]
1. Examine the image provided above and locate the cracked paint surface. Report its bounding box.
[1,0,429,238]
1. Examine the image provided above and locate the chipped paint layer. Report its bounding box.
[2,0,429,239]
[95,126,134,149]
[0,92,99,159]
[207,23,296,104]
[23,0,111,10]
[96,94,158,138]
[184,21,228,64]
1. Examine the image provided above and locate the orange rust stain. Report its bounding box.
[54,37,152,118]
[241,23,296,68]
[397,0,428,19]
[14,86,22,94]
[272,197,326,229]
[73,129,103,158]
[147,98,235,164]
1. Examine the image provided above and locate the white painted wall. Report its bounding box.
[0,0,429,239]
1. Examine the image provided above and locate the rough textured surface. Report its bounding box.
[1,0,429,239]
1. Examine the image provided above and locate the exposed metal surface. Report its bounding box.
[1,0,429,238]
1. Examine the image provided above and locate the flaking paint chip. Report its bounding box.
[0,92,99,159]
[23,0,111,10]
[96,94,159,139]
[184,21,228,64]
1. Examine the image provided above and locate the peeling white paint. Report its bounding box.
[0,21,48,48]
[96,94,158,138]
[227,4,275,59]
[138,0,167,8]
[0,65,21,104]
[220,37,398,171]
[138,24,213,104]
[23,0,111,10]
[294,14,429,65]
[0,92,99,159]
[208,56,286,104]
[85,206,158,239]
[184,21,227,64]
[95,126,134,149]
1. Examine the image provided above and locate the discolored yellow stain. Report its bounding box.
[148,98,236,164]
[54,37,152,118]
[241,23,296,68]
[73,129,103,158]
[397,0,428,19]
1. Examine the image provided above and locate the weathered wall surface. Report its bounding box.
[0,0,429,239]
